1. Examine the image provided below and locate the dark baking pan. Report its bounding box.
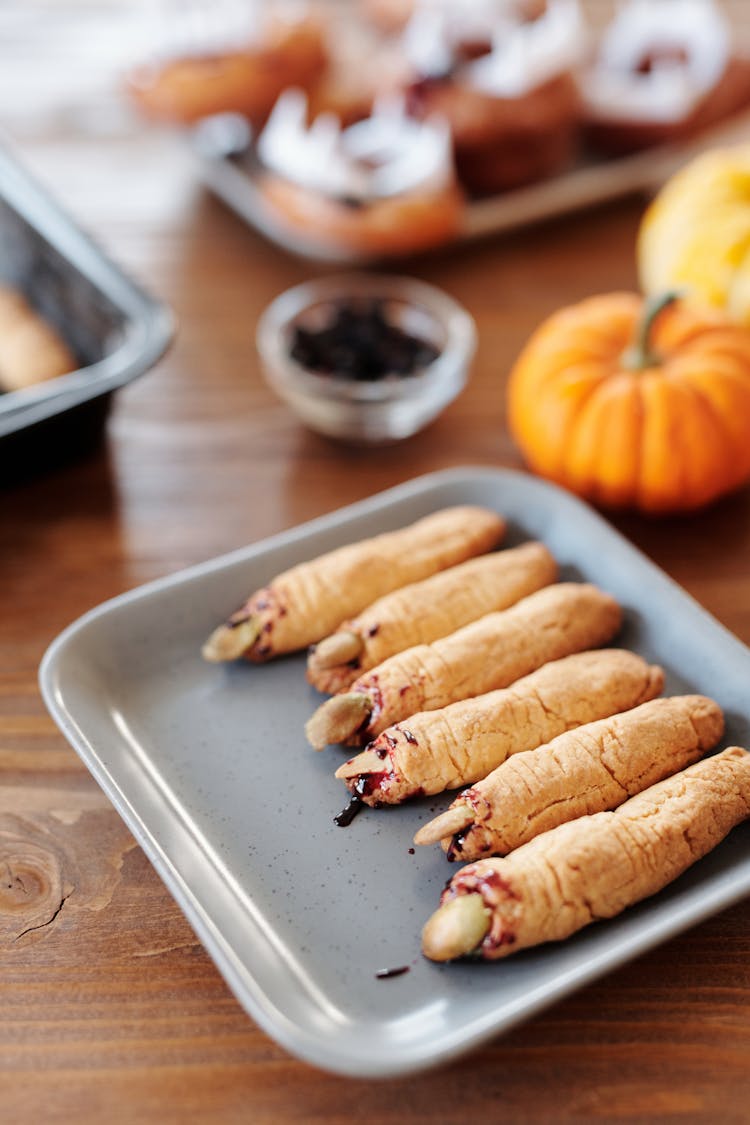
[0,142,174,484]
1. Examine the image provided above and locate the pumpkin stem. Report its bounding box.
[621,291,682,371]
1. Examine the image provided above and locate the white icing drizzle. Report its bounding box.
[257,90,454,200]
[402,1,519,77]
[582,0,730,124]
[463,0,585,98]
[402,7,457,78]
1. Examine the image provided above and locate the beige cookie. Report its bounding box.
[422,747,750,962]
[0,286,76,391]
[308,541,556,694]
[203,506,505,663]
[417,694,722,858]
[306,582,622,749]
[338,649,662,804]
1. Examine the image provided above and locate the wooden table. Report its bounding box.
[4,10,750,1121]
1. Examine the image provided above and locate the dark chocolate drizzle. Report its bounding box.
[334,776,369,826]
[334,794,364,827]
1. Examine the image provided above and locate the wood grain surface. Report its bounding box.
[3,4,750,1122]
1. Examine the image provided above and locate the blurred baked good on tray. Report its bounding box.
[580,0,750,154]
[0,285,77,394]
[127,0,750,258]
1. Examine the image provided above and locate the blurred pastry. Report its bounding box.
[405,0,584,194]
[256,89,464,256]
[580,0,750,156]
[306,22,411,126]
[128,6,327,127]
[0,286,76,393]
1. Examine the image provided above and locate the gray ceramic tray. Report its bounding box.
[39,467,750,1078]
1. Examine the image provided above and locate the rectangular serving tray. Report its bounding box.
[190,106,750,263]
[0,141,173,480]
[39,467,750,1078]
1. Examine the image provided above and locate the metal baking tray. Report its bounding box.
[39,467,750,1078]
[0,142,174,482]
[190,105,750,263]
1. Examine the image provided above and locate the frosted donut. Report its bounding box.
[408,71,580,195]
[580,0,750,155]
[256,90,464,256]
[406,0,583,194]
[128,15,327,127]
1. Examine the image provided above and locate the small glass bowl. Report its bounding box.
[256,274,477,443]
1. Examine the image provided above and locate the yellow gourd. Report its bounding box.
[638,145,750,324]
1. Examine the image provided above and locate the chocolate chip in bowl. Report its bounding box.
[289,298,441,383]
[256,274,476,442]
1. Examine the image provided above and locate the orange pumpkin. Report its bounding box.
[507,292,750,513]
